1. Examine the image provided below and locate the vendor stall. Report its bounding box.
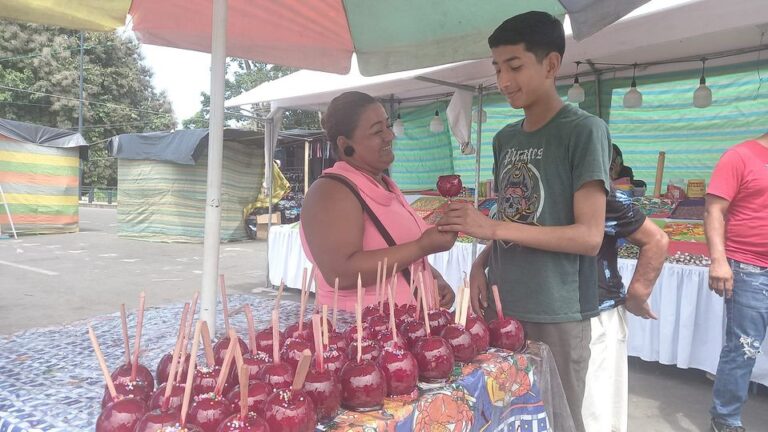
[270,226,768,387]
[0,295,575,432]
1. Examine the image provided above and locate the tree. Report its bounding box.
[0,20,176,187]
[182,59,320,131]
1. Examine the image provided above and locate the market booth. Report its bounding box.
[230,0,768,388]
[0,1,661,430]
[0,119,87,236]
[108,129,266,243]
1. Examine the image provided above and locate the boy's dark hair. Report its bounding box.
[488,11,565,62]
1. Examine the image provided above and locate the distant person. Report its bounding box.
[612,143,647,190]
[705,132,768,432]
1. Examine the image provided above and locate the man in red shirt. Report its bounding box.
[706,132,768,432]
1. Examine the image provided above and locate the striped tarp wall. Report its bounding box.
[389,102,455,191]
[117,139,265,243]
[601,61,768,192]
[392,61,765,194]
[0,138,80,235]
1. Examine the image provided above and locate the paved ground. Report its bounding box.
[1,207,765,431]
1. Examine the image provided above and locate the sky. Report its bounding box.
[140,45,212,124]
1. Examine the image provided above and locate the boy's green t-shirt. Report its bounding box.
[489,103,611,323]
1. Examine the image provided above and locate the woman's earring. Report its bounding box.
[343,146,355,157]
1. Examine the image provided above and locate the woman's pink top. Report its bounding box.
[300,162,433,311]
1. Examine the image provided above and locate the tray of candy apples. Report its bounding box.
[90,264,525,432]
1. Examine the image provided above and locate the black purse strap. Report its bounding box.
[320,173,413,284]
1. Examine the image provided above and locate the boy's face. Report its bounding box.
[491,44,559,110]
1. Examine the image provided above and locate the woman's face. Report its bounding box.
[343,103,395,172]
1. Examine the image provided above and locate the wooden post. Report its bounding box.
[653,151,666,197]
[304,140,310,194]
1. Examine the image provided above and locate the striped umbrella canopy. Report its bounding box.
[0,0,647,75]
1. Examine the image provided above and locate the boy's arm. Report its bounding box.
[439,180,607,256]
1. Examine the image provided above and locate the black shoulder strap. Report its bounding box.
[321,173,412,284]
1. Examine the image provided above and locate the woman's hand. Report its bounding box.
[418,226,457,256]
[435,275,456,309]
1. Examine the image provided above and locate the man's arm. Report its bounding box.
[704,194,733,297]
[439,181,607,256]
[624,219,668,319]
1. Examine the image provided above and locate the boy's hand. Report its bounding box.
[469,264,489,316]
[437,202,497,240]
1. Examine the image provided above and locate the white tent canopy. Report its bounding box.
[226,0,768,111]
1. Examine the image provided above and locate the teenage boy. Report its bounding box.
[438,12,611,431]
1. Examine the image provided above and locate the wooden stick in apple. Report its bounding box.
[214,331,237,395]
[162,303,188,410]
[375,261,382,309]
[461,283,471,328]
[244,304,257,355]
[201,321,216,367]
[291,349,312,392]
[180,321,203,427]
[454,283,464,325]
[219,274,231,333]
[380,258,388,311]
[387,277,397,337]
[312,314,323,371]
[299,268,308,332]
[322,305,329,348]
[415,273,422,320]
[130,291,146,381]
[176,292,199,383]
[418,272,431,335]
[272,309,281,364]
[332,277,339,329]
[88,326,117,400]
[120,304,131,366]
[238,364,249,421]
[491,285,504,320]
[384,262,397,313]
[274,280,285,310]
[357,274,363,363]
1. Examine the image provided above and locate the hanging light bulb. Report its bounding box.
[568,61,585,104]
[429,109,444,133]
[392,112,405,137]
[471,108,487,123]
[693,58,712,108]
[623,63,643,108]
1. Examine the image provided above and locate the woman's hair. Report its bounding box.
[322,91,378,156]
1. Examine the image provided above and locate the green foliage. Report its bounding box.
[182,59,320,131]
[0,20,176,187]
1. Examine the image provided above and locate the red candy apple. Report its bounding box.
[263,389,317,432]
[377,346,418,396]
[338,360,386,412]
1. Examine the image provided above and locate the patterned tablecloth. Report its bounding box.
[0,295,574,432]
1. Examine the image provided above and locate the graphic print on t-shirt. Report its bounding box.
[497,147,544,247]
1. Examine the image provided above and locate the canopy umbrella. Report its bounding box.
[0,0,648,334]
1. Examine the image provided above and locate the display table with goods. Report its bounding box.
[0,291,576,432]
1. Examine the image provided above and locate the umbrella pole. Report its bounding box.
[471,86,484,260]
[200,0,228,335]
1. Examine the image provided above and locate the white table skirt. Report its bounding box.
[268,225,767,385]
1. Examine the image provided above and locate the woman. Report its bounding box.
[300,91,457,311]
